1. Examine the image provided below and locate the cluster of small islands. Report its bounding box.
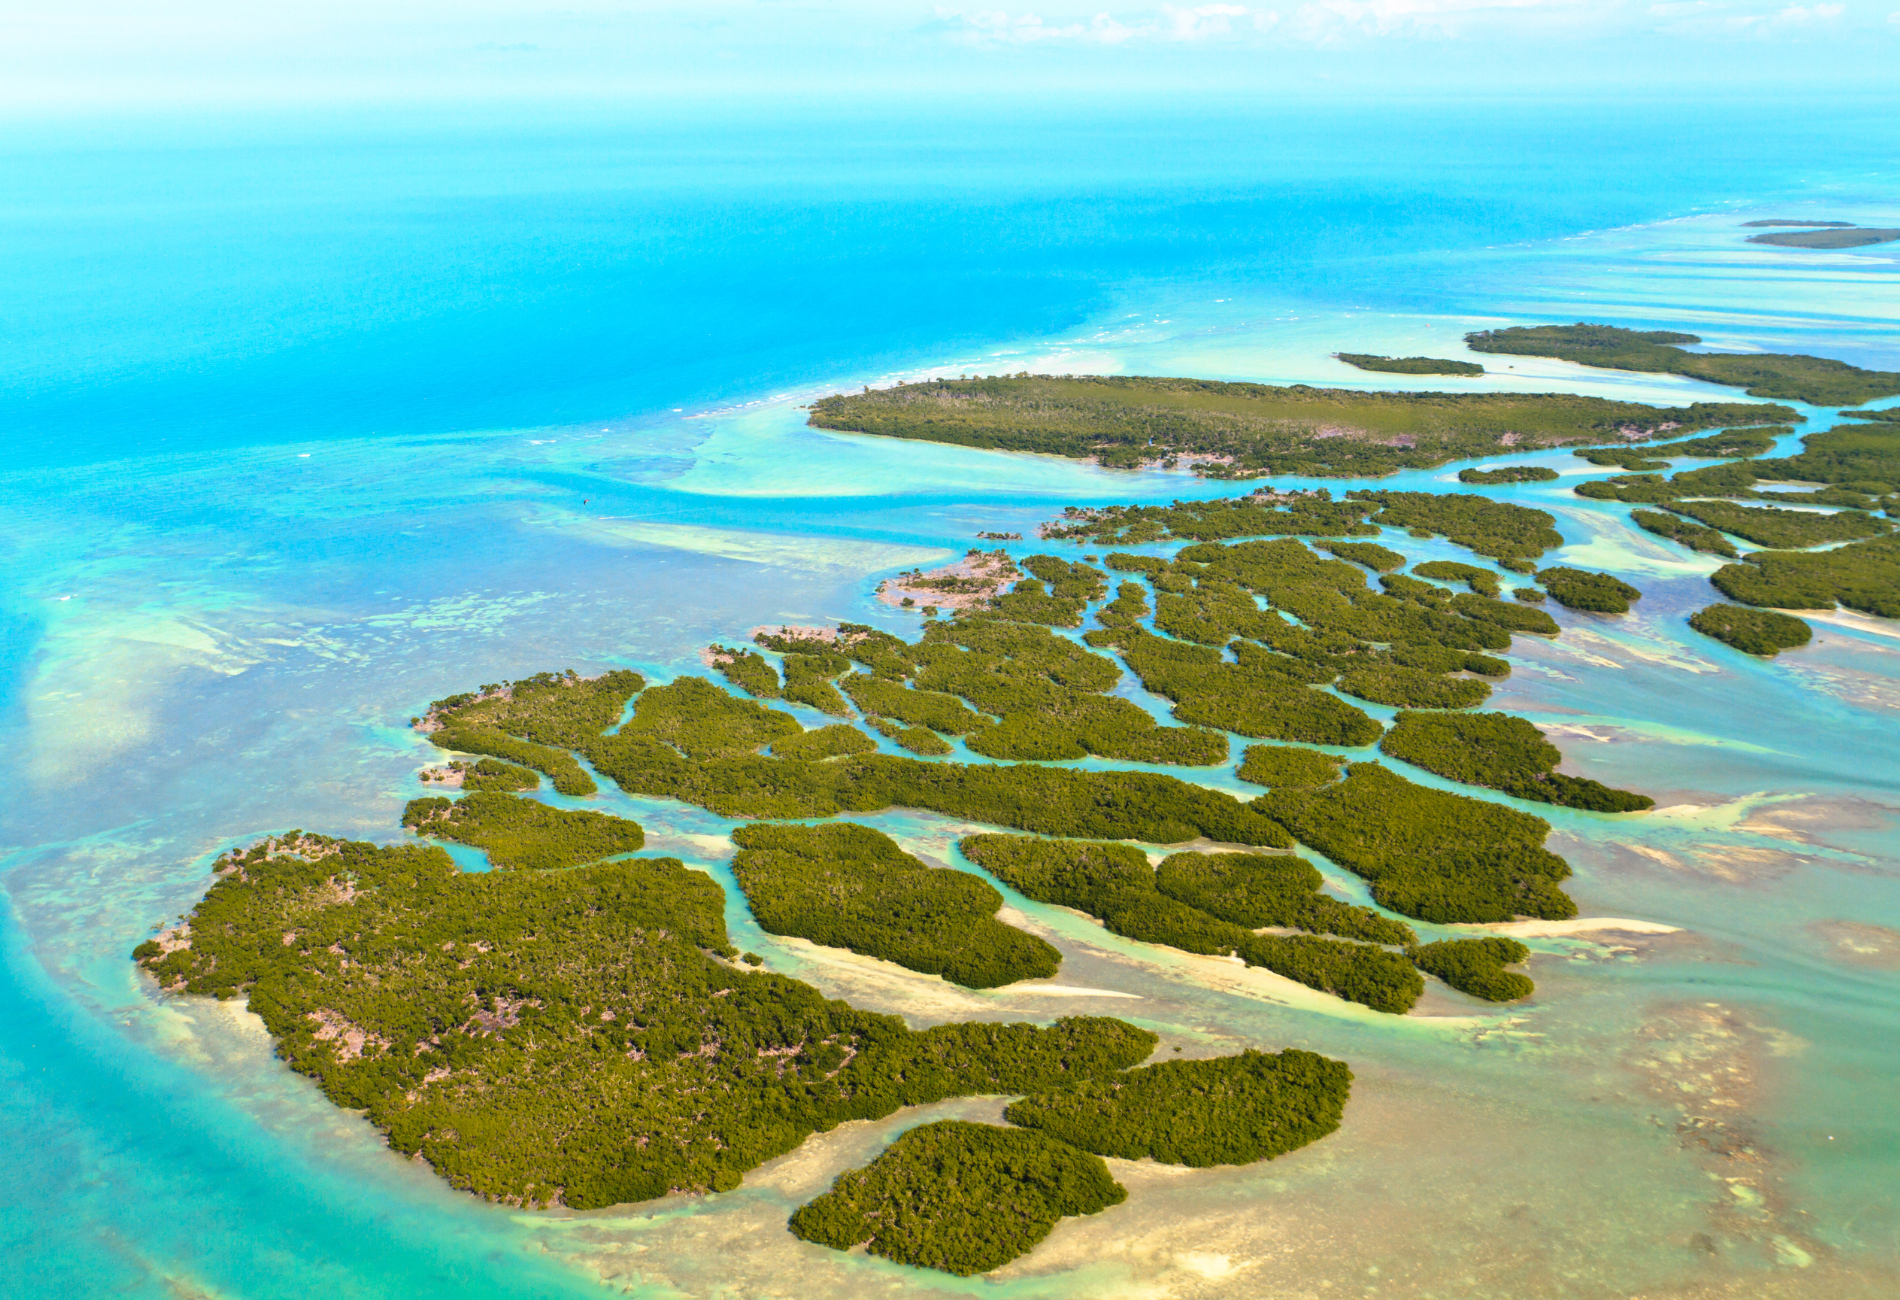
[138,317,1899,1276]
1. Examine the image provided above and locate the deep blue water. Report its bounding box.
[7,97,1893,468]
[3,95,1899,1298]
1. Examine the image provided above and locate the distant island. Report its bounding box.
[807,373,1792,477]
[1336,353,1484,377]
[1748,227,1900,250]
[1467,323,1900,405]
[1741,220,1856,228]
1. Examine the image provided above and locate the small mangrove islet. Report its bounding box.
[729,822,1060,989]
[1336,353,1484,376]
[1535,566,1643,614]
[1379,710,1653,812]
[1630,508,1739,558]
[1458,464,1559,485]
[788,1120,1129,1276]
[1003,1047,1352,1167]
[1409,936,1535,1002]
[1689,604,1815,657]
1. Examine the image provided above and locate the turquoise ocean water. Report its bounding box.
[2,98,1897,1296]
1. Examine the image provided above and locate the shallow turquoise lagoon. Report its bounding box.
[2,98,1898,1297]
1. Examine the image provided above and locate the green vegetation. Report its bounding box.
[1095,536,1544,738]
[1379,711,1653,812]
[866,715,953,755]
[1663,500,1891,550]
[1467,324,1900,407]
[1410,937,1534,1002]
[1315,539,1405,571]
[842,674,988,736]
[729,823,1059,989]
[1710,536,1900,617]
[1755,422,1900,493]
[1042,493,1376,546]
[838,615,1227,767]
[421,759,539,792]
[1336,665,1491,710]
[1115,629,1383,746]
[1659,428,1785,457]
[1258,763,1576,923]
[783,653,853,716]
[1666,458,1775,495]
[1005,1048,1351,1166]
[1458,465,1559,485]
[590,707,1287,840]
[960,835,1423,1013]
[1573,474,1678,505]
[144,493,1626,1225]
[1750,487,1886,509]
[1535,567,1642,614]
[788,1121,1126,1276]
[988,578,1087,628]
[1840,408,1900,423]
[1574,447,1671,471]
[1095,580,1153,629]
[1337,353,1483,376]
[754,627,845,654]
[1346,491,1565,564]
[1688,604,1814,656]
[425,670,646,796]
[1749,227,1900,250]
[1574,423,1898,523]
[1572,425,1786,468]
[1412,561,1502,597]
[139,835,1156,1208]
[1630,508,1739,557]
[1154,851,1416,945]
[710,647,781,699]
[809,374,1789,478]
[611,676,804,760]
[770,724,878,762]
[1020,554,1109,601]
[1236,745,1344,789]
[1450,592,1559,633]
[402,793,646,870]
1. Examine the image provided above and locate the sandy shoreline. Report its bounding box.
[1484,917,1681,938]
[875,549,1019,612]
[1788,607,1900,641]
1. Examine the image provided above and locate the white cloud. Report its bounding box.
[1746,2,1842,20]
[1724,2,1845,35]
[940,5,1282,44]
[1288,0,1573,40]
[937,0,1630,45]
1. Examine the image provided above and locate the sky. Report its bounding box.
[4,0,1900,110]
